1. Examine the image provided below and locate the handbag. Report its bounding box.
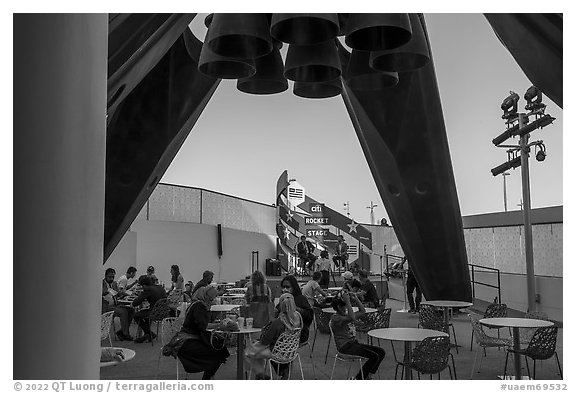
[244,340,272,375]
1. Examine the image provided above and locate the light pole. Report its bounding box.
[343,201,350,218]
[490,86,555,312]
[366,201,378,225]
[502,172,510,212]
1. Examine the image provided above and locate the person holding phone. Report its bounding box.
[330,290,386,380]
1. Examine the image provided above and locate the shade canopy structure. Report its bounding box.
[105,13,562,302]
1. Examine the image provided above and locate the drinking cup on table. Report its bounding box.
[246,318,254,329]
[237,317,245,329]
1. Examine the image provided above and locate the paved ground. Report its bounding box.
[100,298,563,381]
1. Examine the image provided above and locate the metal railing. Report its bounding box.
[469,264,502,304]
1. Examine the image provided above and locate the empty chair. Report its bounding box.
[472,303,509,349]
[419,304,459,353]
[101,311,115,347]
[310,307,333,364]
[409,336,454,380]
[167,289,183,311]
[519,311,549,347]
[355,307,392,344]
[504,326,562,380]
[469,313,512,378]
[156,317,185,379]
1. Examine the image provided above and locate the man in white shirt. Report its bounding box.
[301,272,328,307]
[117,266,138,292]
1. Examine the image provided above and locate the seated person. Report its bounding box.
[117,266,138,292]
[330,291,386,380]
[278,275,313,343]
[342,271,362,293]
[176,286,230,380]
[357,270,380,308]
[169,264,185,294]
[246,293,303,380]
[301,271,328,307]
[146,265,159,285]
[102,268,135,341]
[183,281,194,303]
[131,275,168,343]
[245,270,273,303]
[192,270,217,295]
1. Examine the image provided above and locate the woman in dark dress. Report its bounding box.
[278,275,313,343]
[177,286,230,380]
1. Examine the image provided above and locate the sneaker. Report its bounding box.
[116,330,125,341]
[408,309,417,314]
[123,333,134,341]
[134,334,150,344]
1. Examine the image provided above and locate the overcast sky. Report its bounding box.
[162,13,563,224]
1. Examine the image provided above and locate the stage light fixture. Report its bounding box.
[535,144,546,162]
[524,85,545,112]
[501,91,520,121]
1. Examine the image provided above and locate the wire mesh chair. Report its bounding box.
[469,313,512,378]
[504,326,562,380]
[470,303,509,351]
[355,308,392,344]
[167,289,183,310]
[146,299,174,346]
[328,321,367,380]
[519,311,549,346]
[409,336,454,380]
[227,288,247,295]
[156,317,185,379]
[418,304,459,353]
[101,311,115,347]
[267,328,304,380]
[311,307,332,364]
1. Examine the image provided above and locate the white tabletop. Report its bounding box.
[328,287,342,291]
[421,300,474,308]
[218,294,245,298]
[100,347,136,368]
[322,307,378,314]
[210,304,241,312]
[227,288,248,293]
[368,328,449,342]
[480,318,554,329]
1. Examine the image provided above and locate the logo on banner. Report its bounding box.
[287,181,305,210]
[305,217,330,225]
[310,203,324,214]
[306,229,329,237]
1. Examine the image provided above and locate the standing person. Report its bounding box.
[102,268,135,341]
[191,270,215,295]
[132,275,168,343]
[146,266,159,285]
[117,266,138,292]
[177,286,230,380]
[332,235,349,271]
[406,264,422,313]
[245,270,273,303]
[314,250,332,288]
[357,270,380,308]
[301,271,328,307]
[294,236,316,275]
[330,291,386,380]
[278,275,313,343]
[169,264,185,293]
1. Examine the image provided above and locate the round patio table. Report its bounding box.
[322,307,377,314]
[480,317,554,380]
[368,328,449,380]
[100,347,136,368]
[215,327,261,380]
[328,287,342,291]
[210,304,241,312]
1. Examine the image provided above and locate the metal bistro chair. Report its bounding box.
[268,328,304,380]
[311,307,332,364]
[470,303,509,351]
[519,311,549,347]
[419,304,459,354]
[409,336,455,380]
[328,321,367,380]
[167,289,183,311]
[504,326,562,380]
[156,317,185,379]
[469,313,512,379]
[146,299,174,346]
[101,311,115,347]
[355,307,392,344]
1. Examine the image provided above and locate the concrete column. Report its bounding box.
[14,14,108,379]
